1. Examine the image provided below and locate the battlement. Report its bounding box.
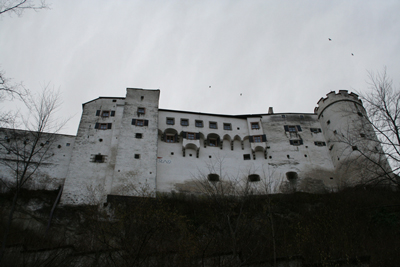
[314,90,362,115]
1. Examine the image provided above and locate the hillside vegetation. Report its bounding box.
[1,188,400,266]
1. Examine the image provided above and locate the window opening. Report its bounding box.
[195,120,203,127]
[209,139,217,146]
[102,111,110,117]
[243,154,251,160]
[136,120,144,126]
[134,154,141,159]
[112,99,117,102]
[251,122,260,129]
[166,118,175,125]
[181,119,189,126]
[94,154,104,163]
[360,133,366,137]
[171,152,174,155]
[66,143,70,146]
[208,174,220,182]
[314,141,326,146]
[223,123,232,130]
[166,135,175,143]
[253,136,262,143]
[209,122,217,129]
[290,140,303,146]
[100,124,107,130]
[248,174,260,182]
[135,133,143,139]
[286,172,298,181]
[137,107,145,115]
[310,128,322,133]
[187,132,195,140]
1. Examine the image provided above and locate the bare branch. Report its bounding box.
[0,0,48,16]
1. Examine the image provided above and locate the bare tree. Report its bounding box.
[335,68,400,186]
[0,0,48,16]
[0,87,66,264]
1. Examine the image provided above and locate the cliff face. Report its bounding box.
[1,187,400,267]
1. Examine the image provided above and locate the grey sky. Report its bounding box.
[1,0,400,135]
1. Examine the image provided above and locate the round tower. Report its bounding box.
[314,90,372,184]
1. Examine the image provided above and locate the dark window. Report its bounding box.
[314,141,326,146]
[181,119,189,126]
[187,132,195,140]
[134,154,140,159]
[284,125,302,132]
[137,107,145,115]
[166,118,175,125]
[310,128,322,133]
[96,110,101,116]
[66,143,70,146]
[290,140,303,146]
[135,133,142,139]
[208,173,220,182]
[223,123,232,130]
[94,154,104,163]
[248,174,260,182]
[360,133,366,137]
[243,154,251,160]
[282,115,286,118]
[132,119,148,126]
[112,99,117,102]
[251,122,260,129]
[209,122,217,129]
[288,126,297,132]
[300,115,304,119]
[100,123,107,130]
[102,111,110,117]
[195,120,203,127]
[166,135,175,143]
[254,136,262,143]
[209,139,217,146]
[110,110,115,117]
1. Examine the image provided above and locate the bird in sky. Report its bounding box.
[351,53,354,56]
[240,93,242,96]
[328,38,332,41]
[209,86,211,88]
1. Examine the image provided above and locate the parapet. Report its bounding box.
[314,90,362,116]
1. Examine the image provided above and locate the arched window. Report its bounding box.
[248,174,260,182]
[207,173,220,182]
[286,172,298,181]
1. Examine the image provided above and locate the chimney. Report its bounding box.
[268,107,274,114]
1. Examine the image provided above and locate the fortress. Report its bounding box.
[0,88,389,205]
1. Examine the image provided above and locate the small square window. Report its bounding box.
[187,132,196,140]
[137,107,145,115]
[112,99,117,102]
[243,154,251,160]
[94,154,104,163]
[134,154,141,159]
[166,118,175,125]
[166,135,175,143]
[135,133,143,139]
[223,123,232,130]
[100,123,108,130]
[251,122,260,130]
[66,143,70,146]
[181,119,189,126]
[136,120,144,126]
[253,136,262,143]
[288,126,297,132]
[195,120,203,127]
[209,122,217,129]
[102,111,110,117]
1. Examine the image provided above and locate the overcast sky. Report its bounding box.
[1,0,400,135]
